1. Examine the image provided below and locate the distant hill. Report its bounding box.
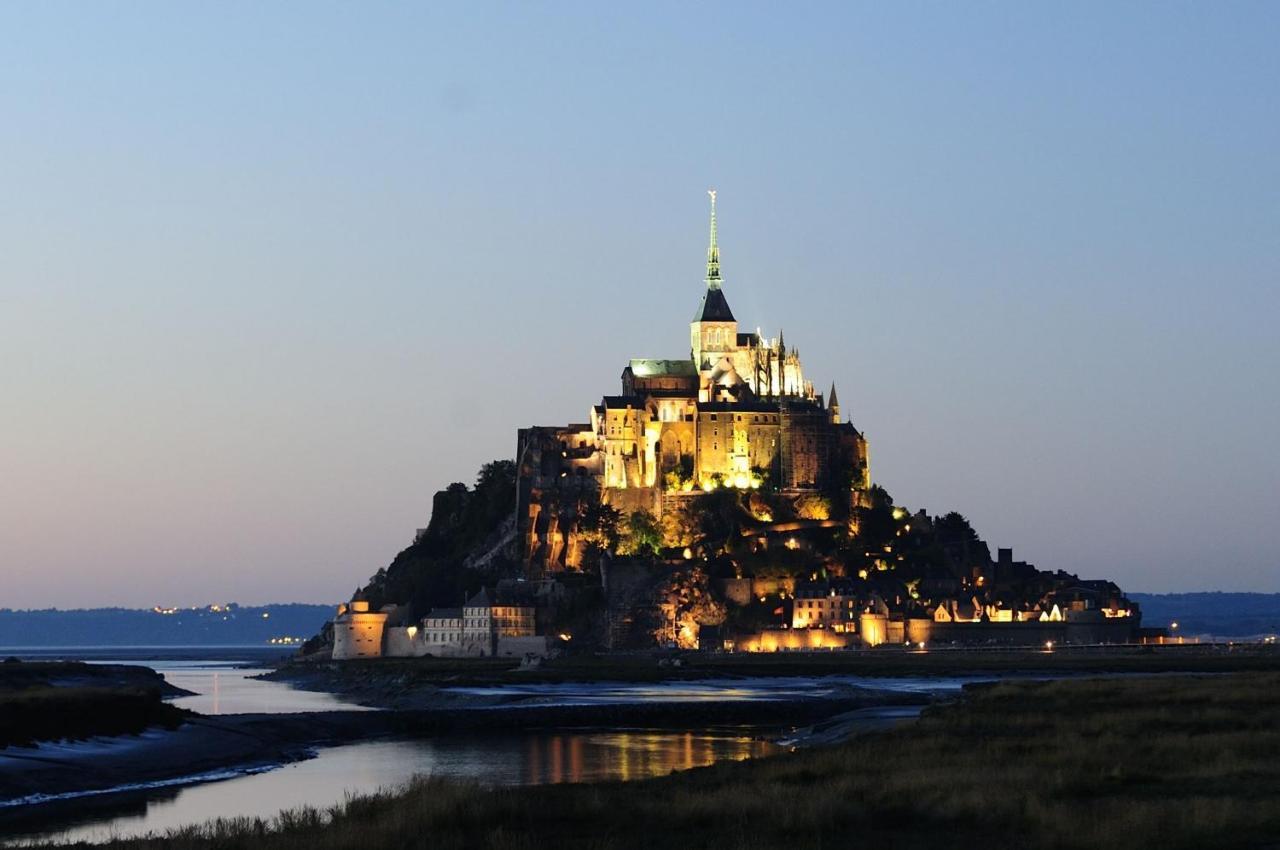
[1130,593,1280,638]
[0,603,335,647]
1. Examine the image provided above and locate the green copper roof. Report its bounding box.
[629,359,697,377]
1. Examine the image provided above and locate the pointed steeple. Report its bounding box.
[829,382,839,409]
[705,188,721,289]
[692,189,734,324]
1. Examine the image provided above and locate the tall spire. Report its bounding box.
[705,188,721,289]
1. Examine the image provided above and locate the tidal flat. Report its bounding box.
[261,643,1280,707]
[34,671,1280,850]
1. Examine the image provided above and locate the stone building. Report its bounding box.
[421,607,464,656]
[331,595,389,660]
[518,192,871,572]
[331,587,544,660]
[791,580,861,631]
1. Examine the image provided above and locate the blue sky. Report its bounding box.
[2,3,1277,606]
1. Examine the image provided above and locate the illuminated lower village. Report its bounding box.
[329,194,1152,662]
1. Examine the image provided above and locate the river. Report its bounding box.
[0,657,800,845]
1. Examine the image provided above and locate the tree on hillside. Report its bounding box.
[619,510,662,557]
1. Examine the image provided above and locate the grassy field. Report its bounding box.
[59,671,1280,850]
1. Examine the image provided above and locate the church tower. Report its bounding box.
[690,189,738,371]
[829,382,841,424]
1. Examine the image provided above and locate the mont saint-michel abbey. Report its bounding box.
[332,192,1147,660]
[517,193,870,572]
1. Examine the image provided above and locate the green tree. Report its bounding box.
[580,502,622,552]
[619,509,662,557]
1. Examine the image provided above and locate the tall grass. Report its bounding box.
[44,672,1280,849]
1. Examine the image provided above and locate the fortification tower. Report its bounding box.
[332,594,388,659]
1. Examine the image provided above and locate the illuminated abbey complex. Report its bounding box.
[516,191,870,572]
[327,192,1149,660]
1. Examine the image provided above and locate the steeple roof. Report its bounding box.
[705,189,721,288]
[693,189,735,322]
[693,286,735,322]
[829,382,839,408]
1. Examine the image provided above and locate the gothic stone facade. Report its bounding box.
[518,194,870,572]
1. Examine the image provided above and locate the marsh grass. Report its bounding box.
[44,673,1280,849]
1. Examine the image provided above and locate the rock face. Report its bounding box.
[654,567,726,650]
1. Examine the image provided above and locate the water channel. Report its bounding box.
[2,659,817,844]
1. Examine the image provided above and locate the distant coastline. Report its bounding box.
[1127,592,1280,638]
[0,604,334,649]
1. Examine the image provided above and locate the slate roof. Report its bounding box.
[693,286,735,322]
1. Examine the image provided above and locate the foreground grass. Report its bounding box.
[56,672,1280,850]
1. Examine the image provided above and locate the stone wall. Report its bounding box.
[495,635,553,658]
[737,628,851,652]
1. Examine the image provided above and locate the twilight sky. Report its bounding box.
[2,3,1277,608]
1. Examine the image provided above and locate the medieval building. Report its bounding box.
[517,192,871,572]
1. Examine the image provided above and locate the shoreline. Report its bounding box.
[22,672,1280,850]
[258,643,1280,704]
[0,688,930,813]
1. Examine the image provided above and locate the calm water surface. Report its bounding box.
[1,657,784,845]
[9,731,776,845]
[151,660,372,715]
